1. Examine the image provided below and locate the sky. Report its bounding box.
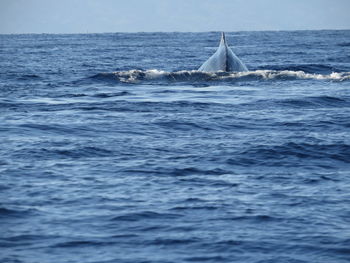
[0,0,350,34]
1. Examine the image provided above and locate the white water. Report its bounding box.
[98,69,350,83]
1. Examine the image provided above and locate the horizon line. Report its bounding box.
[1,28,350,35]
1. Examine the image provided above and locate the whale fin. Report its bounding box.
[220,32,226,45]
[198,32,248,72]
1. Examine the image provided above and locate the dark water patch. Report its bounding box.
[171,167,226,176]
[2,234,53,242]
[184,255,227,262]
[54,146,113,158]
[13,145,114,160]
[92,91,132,98]
[123,167,230,177]
[53,240,116,248]
[326,55,350,64]
[155,120,213,132]
[277,95,349,108]
[71,101,157,113]
[56,93,88,98]
[0,234,57,248]
[0,100,25,110]
[226,142,350,166]
[0,258,23,263]
[0,184,10,190]
[255,257,308,263]
[17,74,41,80]
[338,42,350,47]
[278,119,349,131]
[148,237,200,246]
[177,176,238,188]
[183,197,206,203]
[0,73,41,81]
[170,205,220,211]
[110,234,139,239]
[308,96,348,107]
[125,225,168,233]
[165,225,197,232]
[0,207,38,218]
[111,211,183,222]
[18,123,98,136]
[0,207,21,217]
[0,160,9,166]
[233,215,280,222]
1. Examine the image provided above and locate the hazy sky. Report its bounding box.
[1,0,349,33]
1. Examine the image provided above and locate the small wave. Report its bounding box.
[92,69,350,84]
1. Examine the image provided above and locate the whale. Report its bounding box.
[198,32,248,72]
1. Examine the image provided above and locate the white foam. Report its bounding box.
[109,69,350,83]
[227,70,350,81]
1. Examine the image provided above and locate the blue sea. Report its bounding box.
[1,30,350,263]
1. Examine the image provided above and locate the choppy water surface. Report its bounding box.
[1,31,350,263]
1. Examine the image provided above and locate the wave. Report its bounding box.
[92,69,350,84]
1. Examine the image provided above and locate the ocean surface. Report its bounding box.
[1,30,350,263]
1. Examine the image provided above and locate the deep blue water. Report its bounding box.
[1,31,350,263]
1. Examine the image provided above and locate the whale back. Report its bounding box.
[198,33,248,72]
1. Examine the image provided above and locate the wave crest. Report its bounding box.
[92,69,350,84]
